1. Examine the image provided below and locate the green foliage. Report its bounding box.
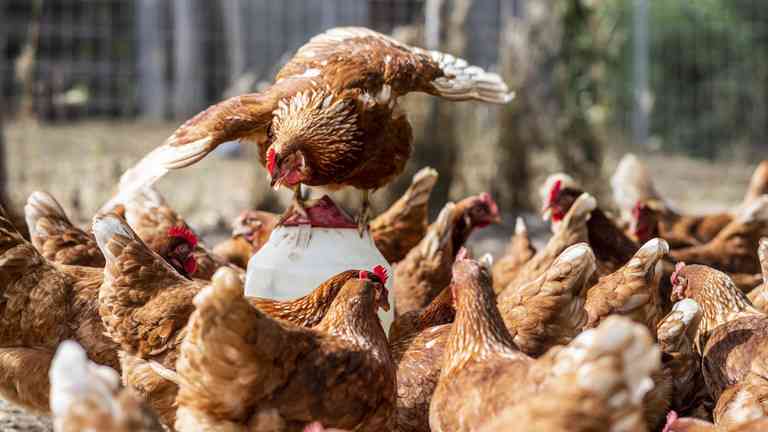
[604,0,768,159]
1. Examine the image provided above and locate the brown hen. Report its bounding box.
[389,272,455,432]
[612,154,736,244]
[370,166,438,263]
[115,27,512,231]
[498,243,596,357]
[173,267,394,432]
[212,209,279,269]
[94,213,382,427]
[0,207,120,413]
[393,193,499,316]
[478,316,660,432]
[542,173,639,274]
[497,192,595,299]
[585,238,670,330]
[671,196,768,275]
[671,264,768,427]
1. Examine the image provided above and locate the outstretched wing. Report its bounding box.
[278,27,514,103]
[109,78,308,206]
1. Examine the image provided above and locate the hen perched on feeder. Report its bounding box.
[113,27,513,233]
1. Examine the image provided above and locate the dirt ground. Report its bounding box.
[1,121,763,428]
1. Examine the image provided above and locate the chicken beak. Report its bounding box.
[541,206,553,222]
[379,287,391,312]
[270,176,281,191]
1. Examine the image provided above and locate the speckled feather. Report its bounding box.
[25,191,105,267]
[174,269,395,431]
[120,27,511,199]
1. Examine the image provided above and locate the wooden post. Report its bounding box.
[137,0,168,119]
[172,0,206,118]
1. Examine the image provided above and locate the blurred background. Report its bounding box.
[1,0,766,237]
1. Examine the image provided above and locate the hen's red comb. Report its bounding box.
[372,265,389,285]
[168,226,198,248]
[671,262,685,286]
[267,147,277,174]
[548,179,563,206]
[358,270,368,280]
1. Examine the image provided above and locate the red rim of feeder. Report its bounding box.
[281,195,359,229]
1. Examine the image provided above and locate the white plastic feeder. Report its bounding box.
[245,195,394,327]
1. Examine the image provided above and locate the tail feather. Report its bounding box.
[657,299,701,354]
[559,193,597,231]
[420,202,456,258]
[734,194,768,223]
[50,340,164,431]
[611,154,665,215]
[743,161,768,207]
[24,191,104,266]
[422,49,514,104]
[175,268,294,420]
[49,341,120,418]
[547,315,660,410]
[92,214,184,288]
[759,238,768,284]
[626,238,670,274]
[400,167,438,210]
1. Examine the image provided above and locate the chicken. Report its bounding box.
[670,264,768,426]
[25,191,105,267]
[671,196,768,275]
[115,27,512,233]
[173,267,395,431]
[663,412,768,432]
[93,212,385,427]
[497,192,595,298]
[393,193,500,316]
[429,254,659,431]
[477,316,660,432]
[370,166,438,263]
[657,299,709,416]
[250,267,386,328]
[115,185,235,280]
[630,200,701,249]
[0,206,120,413]
[428,256,536,432]
[611,155,768,245]
[213,209,279,268]
[93,213,205,426]
[492,216,537,293]
[747,238,768,312]
[389,269,455,432]
[611,153,668,222]
[49,341,163,432]
[26,189,208,279]
[541,173,639,273]
[497,243,596,357]
[584,238,670,330]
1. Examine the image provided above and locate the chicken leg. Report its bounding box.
[357,189,372,237]
[278,184,311,226]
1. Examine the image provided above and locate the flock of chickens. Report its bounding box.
[3,25,768,432]
[3,153,768,432]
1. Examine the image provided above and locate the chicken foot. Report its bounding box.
[357,189,372,237]
[278,184,311,226]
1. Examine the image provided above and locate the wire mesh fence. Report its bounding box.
[1,0,767,224]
